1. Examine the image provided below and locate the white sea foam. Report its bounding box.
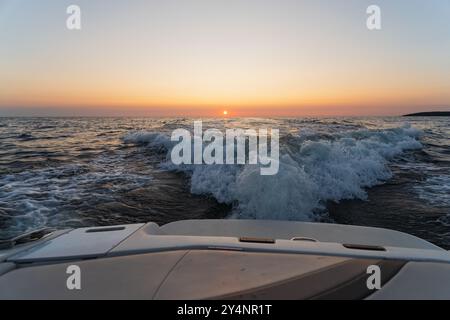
[0,160,153,236]
[414,174,450,208]
[123,131,173,150]
[124,124,423,221]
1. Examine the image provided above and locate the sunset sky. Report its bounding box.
[0,0,449,117]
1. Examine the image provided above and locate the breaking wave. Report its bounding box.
[123,124,423,221]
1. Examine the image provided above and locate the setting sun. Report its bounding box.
[223,110,228,116]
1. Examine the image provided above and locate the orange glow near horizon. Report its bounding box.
[2,82,449,117]
[2,64,449,116]
[2,55,449,117]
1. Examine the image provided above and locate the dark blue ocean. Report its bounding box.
[0,117,449,247]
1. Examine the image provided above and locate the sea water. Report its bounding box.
[0,117,449,248]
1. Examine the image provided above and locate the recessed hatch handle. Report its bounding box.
[343,243,386,251]
[291,237,319,242]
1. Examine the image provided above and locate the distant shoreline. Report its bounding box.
[403,111,450,117]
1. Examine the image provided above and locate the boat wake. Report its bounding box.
[124,124,423,221]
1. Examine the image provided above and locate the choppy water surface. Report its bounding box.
[0,117,449,248]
